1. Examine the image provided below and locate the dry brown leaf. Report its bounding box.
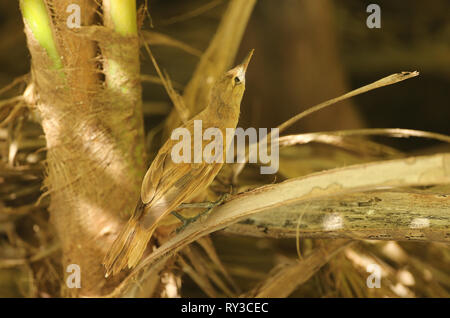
[232,72,420,181]
[245,240,353,298]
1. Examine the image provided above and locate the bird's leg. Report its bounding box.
[171,193,230,233]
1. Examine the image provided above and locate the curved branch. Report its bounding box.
[110,152,450,296]
[225,187,450,242]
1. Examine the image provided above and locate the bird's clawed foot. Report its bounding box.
[171,193,230,233]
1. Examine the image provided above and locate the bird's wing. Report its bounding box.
[139,113,224,229]
[140,112,217,205]
[140,148,169,205]
[139,161,221,230]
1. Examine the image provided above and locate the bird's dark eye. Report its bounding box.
[234,76,241,85]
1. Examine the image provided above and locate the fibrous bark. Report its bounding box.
[21,0,145,296]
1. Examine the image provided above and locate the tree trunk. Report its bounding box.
[21,0,145,296]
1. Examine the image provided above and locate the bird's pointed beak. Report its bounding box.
[240,49,254,73]
[228,49,254,82]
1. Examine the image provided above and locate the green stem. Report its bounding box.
[20,0,63,70]
[109,0,138,36]
[102,0,145,176]
[103,0,139,95]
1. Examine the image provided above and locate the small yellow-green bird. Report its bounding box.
[103,50,254,276]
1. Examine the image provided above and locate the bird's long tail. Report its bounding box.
[103,204,155,277]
